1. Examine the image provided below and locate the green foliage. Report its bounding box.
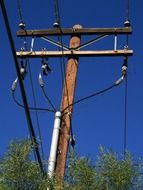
[65,150,97,190]
[0,138,50,190]
[0,139,143,190]
[64,147,143,190]
[95,146,136,190]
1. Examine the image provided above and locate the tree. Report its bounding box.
[64,147,143,190]
[0,139,51,190]
[0,139,142,190]
[64,150,97,190]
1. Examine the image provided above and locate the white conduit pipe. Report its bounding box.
[48,111,61,177]
[114,34,117,51]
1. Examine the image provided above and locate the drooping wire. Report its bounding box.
[62,84,116,114]
[16,0,45,164]
[62,70,127,114]
[12,90,55,113]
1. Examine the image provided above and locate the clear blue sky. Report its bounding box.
[0,0,143,161]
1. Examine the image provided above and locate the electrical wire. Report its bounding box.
[123,75,128,155]
[58,33,67,90]
[62,84,116,114]
[12,91,55,113]
[123,0,130,155]
[62,73,127,114]
[0,0,44,173]
[53,0,61,25]
[126,0,130,21]
[16,0,23,22]
[53,0,71,110]
[28,63,45,161]
[40,86,56,112]
[16,0,46,163]
[53,0,76,151]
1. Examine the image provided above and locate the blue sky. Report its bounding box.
[0,0,143,161]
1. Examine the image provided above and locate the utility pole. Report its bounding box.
[16,24,133,180]
[55,24,82,178]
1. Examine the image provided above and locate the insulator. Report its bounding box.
[70,135,76,148]
[11,78,18,91]
[122,58,128,76]
[41,64,51,76]
[122,65,128,76]
[124,20,131,27]
[18,22,26,29]
[20,67,26,80]
[38,73,44,87]
[53,21,60,28]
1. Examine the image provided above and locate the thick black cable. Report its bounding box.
[123,0,130,153]
[123,0,130,154]
[16,0,46,162]
[123,75,128,155]
[0,0,44,173]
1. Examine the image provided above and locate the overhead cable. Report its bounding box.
[52,0,75,141]
[11,90,55,113]
[16,0,46,161]
[53,0,61,27]
[62,64,128,114]
[123,74,128,156]
[38,72,56,112]
[0,0,44,173]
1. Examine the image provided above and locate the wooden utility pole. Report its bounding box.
[16,25,133,180]
[55,25,81,178]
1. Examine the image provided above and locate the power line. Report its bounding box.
[123,0,131,154]
[16,0,46,161]
[53,0,61,26]
[12,91,55,113]
[40,86,57,112]
[53,0,73,131]
[126,0,130,21]
[28,63,45,160]
[123,75,128,155]
[62,84,115,114]
[16,0,23,22]
[0,0,44,173]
